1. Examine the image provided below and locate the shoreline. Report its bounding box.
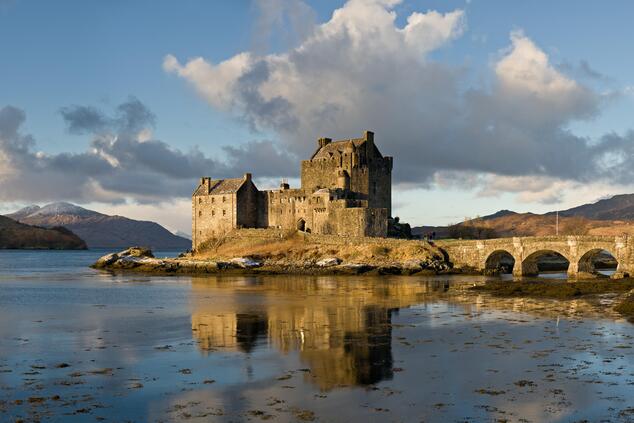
[90,247,634,321]
[90,247,455,277]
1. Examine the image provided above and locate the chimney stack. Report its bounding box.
[200,177,210,194]
[318,137,332,148]
[243,173,252,181]
[364,130,374,158]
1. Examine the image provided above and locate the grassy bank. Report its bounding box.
[471,279,634,319]
[195,230,444,267]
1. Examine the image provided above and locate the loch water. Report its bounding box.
[1,250,634,422]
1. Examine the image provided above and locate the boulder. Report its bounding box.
[229,257,262,268]
[120,246,154,258]
[336,263,375,274]
[316,257,342,267]
[92,247,155,269]
[92,252,119,268]
[378,264,402,275]
[402,259,423,274]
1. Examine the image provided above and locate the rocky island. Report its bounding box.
[92,229,449,276]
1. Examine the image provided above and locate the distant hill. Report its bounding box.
[412,193,634,239]
[480,209,519,220]
[174,230,192,240]
[0,215,87,249]
[6,202,191,250]
[554,194,634,221]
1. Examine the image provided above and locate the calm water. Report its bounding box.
[1,251,634,422]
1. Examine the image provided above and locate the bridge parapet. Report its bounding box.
[436,235,632,278]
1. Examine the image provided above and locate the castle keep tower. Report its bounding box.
[300,131,392,216]
[192,131,393,250]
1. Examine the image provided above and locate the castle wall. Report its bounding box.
[236,180,259,228]
[301,159,339,191]
[368,155,392,216]
[265,188,311,230]
[257,191,269,228]
[192,193,237,250]
[331,207,388,237]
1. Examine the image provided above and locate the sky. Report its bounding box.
[2,0,634,234]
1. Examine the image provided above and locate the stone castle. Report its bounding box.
[192,131,392,250]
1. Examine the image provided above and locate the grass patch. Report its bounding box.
[471,279,634,300]
[614,293,634,318]
[194,230,442,266]
[370,245,391,256]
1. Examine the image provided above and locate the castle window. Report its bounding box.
[212,197,215,204]
[198,198,202,204]
[212,210,215,217]
[222,196,226,203]
[198,210,202,217]
[222,210,226,216]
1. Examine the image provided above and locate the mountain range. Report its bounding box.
[413,193,634,239]
[0,215,87,249]
[6,202,191,250]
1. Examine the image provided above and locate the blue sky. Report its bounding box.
[2,0,634,233]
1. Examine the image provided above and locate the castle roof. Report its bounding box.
[194,177,246,196]
[311,138,365,160]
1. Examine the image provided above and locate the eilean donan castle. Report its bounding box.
[192,131,392,250]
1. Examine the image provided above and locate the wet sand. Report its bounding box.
[1,251,634,422]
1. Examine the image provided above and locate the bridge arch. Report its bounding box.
[484,250,515,274]
[519,249,570,277]
[576,248,618,277]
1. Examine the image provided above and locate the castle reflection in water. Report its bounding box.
[190,277,453,390]
[189,275,607,391]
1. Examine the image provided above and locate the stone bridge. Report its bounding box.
[436,236,634,278]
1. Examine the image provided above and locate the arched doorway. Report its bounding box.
[520,250,570,278]
[297,218,306,232]
[484,250,515,275]
[577,249,618,277]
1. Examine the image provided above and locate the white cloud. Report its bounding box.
[494,31,598,122]
[477,174,573,204]
[400,9,465,56]
[163,53,253,111]
[496,31,578,98]
[164,0,632,197]
[0,99,295,205]
[164,1,466,140]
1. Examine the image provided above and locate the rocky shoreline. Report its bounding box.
[91,247,453,276]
